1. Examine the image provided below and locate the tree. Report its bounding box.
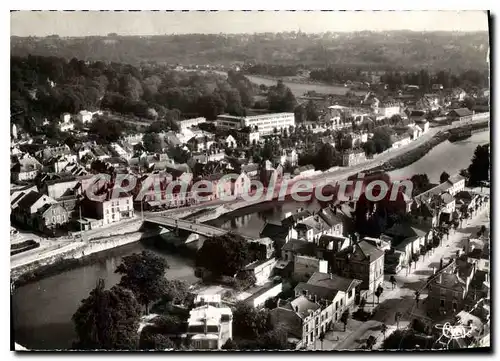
[381,323,388,342]
[459,168,470,180]
[414,291,420,307]
[264,297,277,310]
[89,118,124,144]
[72,279,141,350]
[312,143,338,171]
[305,100,319,122]
[371,127,393,153]
[196,233,250,277]
[463,96,476,111]
[232,301,270,339]
[468,144,490,186]
[258,327,289,350]
[394,312,402,330]
[267,80,297,113]
[156,279,190,307]
[221,339,237,349]
[439,171,450,184]
[167,145,189,164]
[340,309,350,331]
[363,140,377,156]
[142,132,163,153]
[410,174,431,196]
[115,250,169,313]
[139,332,176,350]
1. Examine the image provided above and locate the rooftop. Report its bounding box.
[290,295,320,319]
[307,272,361,293]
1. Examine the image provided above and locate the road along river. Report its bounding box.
[12,129,489,350]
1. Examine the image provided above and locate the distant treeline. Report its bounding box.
[11,31,489,71]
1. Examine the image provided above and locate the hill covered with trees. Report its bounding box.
[10,56,263,132]
[11,31,489,72]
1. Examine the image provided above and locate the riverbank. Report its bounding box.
[369,121,489,175]
[10,119,489,284]
[11,226,171,286]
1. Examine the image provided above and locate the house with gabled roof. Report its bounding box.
[447,108,474,123]
[333,239,385,296]
[12,190,60,230]
[299,272,361,313]
[269,295,321,349]
[11,154,43,182]
[33,203,69,232]
[272,271,360,349]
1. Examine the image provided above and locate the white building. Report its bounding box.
[247,130,260,144]
[110,143,132,160]
[349,132,368,148]
[378,102,401,118]
[177,117,206,132]
[61,113,71,123]
[77,110,94,124]
[122,133,144,146]
[60,121,74,132]
[275,149,299,167]
[11,123,18,140]
[93,194,134,226]
[224,135,238,148]
[216,113,295,136]
[185,298,233,350]
[243,258,277,285]
[391,134,412,149]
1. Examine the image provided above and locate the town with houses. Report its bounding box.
[10,11,490,352]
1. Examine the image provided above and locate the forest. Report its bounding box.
[11,31,489,71]
[11,56,258,132]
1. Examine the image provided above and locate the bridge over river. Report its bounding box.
[144,216,229,237]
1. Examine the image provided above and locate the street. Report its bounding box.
[313,195,490,350]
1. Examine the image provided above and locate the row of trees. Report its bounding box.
[380,69,489,92]
[309,67,370,84]
[244,64,300,77]
[309,67,489,92]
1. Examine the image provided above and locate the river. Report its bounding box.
[388,130,490,183]
[12,130,489,350]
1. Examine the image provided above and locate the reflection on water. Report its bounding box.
[218,199,322,238]
[12,241,196,350]
[12,129,489,350]
[388,130,489,183]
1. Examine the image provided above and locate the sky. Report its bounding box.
[11,11,489,37]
